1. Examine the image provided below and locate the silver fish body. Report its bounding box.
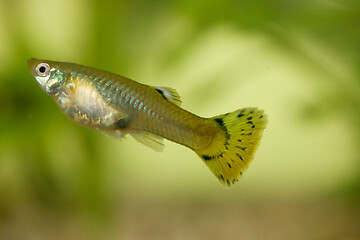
[28,58,267,186]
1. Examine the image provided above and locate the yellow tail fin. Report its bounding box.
[195,107,267,186]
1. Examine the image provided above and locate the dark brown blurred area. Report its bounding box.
[1,199,360,240]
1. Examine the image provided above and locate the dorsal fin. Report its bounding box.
[154,86,182,106]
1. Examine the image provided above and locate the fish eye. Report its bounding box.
[36,63,50,77]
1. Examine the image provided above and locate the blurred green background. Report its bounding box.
[1,0,360,239]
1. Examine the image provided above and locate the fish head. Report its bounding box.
[28,58,67,96]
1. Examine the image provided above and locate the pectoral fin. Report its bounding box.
[102,115,130,138]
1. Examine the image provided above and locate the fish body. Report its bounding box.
[28,58,267,186]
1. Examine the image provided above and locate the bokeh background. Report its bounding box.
[1,0,360,239]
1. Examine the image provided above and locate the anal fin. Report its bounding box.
[131,131,165,152]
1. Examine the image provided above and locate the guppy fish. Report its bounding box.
[28,58,267,186]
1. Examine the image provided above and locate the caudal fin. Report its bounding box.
[195,108,267,186]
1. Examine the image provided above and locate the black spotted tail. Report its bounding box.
[195,108,267,186]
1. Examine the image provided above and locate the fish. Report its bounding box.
[28,58,268,186]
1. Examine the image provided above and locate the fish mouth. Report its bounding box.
[28,58,49,91]
[27,58,41,76]
[27,58,35,66]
